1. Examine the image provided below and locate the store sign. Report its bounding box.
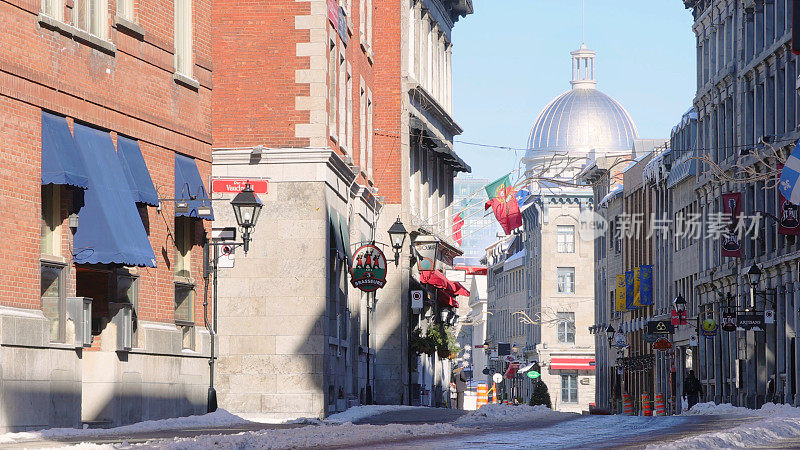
[350,244,387,292]
[722,312,737,332]
[671,309,688,326]
[647,320,674,335]
[701,318,718,337]
[653,338,672,351]
[414,242,438,271]
[737,313,765,331]
[643,333,658,343]
[211,178,268,194]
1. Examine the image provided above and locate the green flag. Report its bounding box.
[485,174,512,199]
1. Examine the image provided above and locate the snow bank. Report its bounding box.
[455,404,572,426]
[0,410,248,445]
[150,422,459,450]
[654,403,800,449]
[324,405,431,424]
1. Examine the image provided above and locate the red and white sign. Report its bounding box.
[549,357,595,370]
[211,178,268,194]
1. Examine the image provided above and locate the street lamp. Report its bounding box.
[387,217,408,267]
[605,324,615,346]
[746,264,762,289]
[673,294,687,314]
[229,184,263,253]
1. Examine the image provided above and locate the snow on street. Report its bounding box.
[7,403,800,449]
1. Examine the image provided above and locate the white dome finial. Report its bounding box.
[570,45,597,89]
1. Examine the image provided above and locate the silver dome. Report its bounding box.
[525,45,638,165]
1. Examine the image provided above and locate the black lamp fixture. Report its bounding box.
[605,324,615,343]
[673,294,687,314]
[387,217,408,267]
[229,184,263,253]
[746,264,762,289]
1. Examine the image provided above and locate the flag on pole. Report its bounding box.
[484,174,522,234]
[615,274,626,312]
[779,140,800,205]
[625,271,635,310]
[633,267,642,307]
[453,213,464,245]
[639,265,653,306]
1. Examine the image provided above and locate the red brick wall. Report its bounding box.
[212,0,311,149]
[370,0,402,203]
[0,0,212,326]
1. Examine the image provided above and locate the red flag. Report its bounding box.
[721,192,742,258]
[485,187,522,235]
[453,213,464,245]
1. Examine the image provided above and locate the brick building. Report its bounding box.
[0,0,213,431]
[211,0,383,419]
[371,0,472,406]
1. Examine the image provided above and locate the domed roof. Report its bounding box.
[525,45,638,162]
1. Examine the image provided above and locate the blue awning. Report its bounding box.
[175,153,213,220]
[117,136,159,206]
[41,111,89,189]
[72,123,157,267]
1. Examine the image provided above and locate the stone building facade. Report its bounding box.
[210,0,381,419]
[1,0,213,431]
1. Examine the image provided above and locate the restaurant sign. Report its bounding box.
[350,244,387,292]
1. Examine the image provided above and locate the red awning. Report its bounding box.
[420,270,469,308]
[454,266,488,275]
[420,270,449,290]
[549,358,596,370]
[437,290,459,308]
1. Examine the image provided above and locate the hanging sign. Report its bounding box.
[721,192,743,258]
[612,331,628,349]
[737,313,765,331]
[671,309,688,326]
[765,310,775,324]
[643,333,658,343]
[653,338,672,351]
[701,318,718,337]
[689,335,699,347]
[777,163,800,235]
[722,312,737,332]
[647,320,674,335]
[414,242,438,271]
[350,244,387,292]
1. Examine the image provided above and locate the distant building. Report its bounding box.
[454,176,500,267]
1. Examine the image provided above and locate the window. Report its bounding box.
[557,225,575,253]
[116,275,138,348]
[338,52,346,148]
[561,374,578,403]
[41,0,64,20]
[329,40,338,139]
[359,83,366,168]
[41,263,65,342]
[366,89,373,177]
[346,68,353,153]
[117,0,134,21]
[174,0,193,77]
[74,0,107,39]
[174,283,194,349]
[41,185,65,343]
[557,312,575,344]
[174,216,193,278]
[557,267,575,294]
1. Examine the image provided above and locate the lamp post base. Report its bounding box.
[207,387,218,413]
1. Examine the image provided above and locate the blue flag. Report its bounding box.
[639,265,653,306]
[780,140,800,204]
[625,271,635,310]
[515,189,532,206]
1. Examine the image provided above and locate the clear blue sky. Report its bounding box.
[451,0,697,182]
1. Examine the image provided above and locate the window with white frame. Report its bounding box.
[557,267,575,294]
[346,68,353,153]
[359,82,366,169]
[117,0,134,21]
[557,312,575,344]
[174,283,194,349]
[338,52,346,149]
[74,0,108,39]
[41,185,66,343]
[329,39,338,139]
[174,0,193,77]
[561,374,578,403]
[366,89,373,177]
[41,0,64,20]
[557,225,575,253]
